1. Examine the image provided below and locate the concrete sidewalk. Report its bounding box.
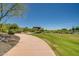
[4,33,55,56]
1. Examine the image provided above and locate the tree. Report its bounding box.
[32,27,44,33]
[9,24,20,32]
[70,26,79,34]
[72,27,75,33]
[23,27,29,32]
[0,3,25,22]
[0,3,25,32]
[0,24,8,33]
[62,28,67,31]
[75,26,79,30]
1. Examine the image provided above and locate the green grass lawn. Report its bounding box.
[33,33,79,56]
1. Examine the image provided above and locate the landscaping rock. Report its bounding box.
[0,34,20,42]
[0,33,20,55]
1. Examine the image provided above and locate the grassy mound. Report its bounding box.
[33,33,79,56]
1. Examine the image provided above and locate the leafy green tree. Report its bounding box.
[70,26,79,34]
[23,27,29,32]
[9,24,19,32]
[72,27,75,33]
[0,3,25,33]
[31,27,44,33]
[62,28,67,31]
[0,24,8,33]
[75,26,79,30]
[0,3,25,22]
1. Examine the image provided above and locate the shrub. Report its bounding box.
[8,30,15,35]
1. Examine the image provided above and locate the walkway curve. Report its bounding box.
[4,33,55,56]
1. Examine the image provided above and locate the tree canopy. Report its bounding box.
[0,3,25,23]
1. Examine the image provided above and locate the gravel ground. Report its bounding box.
[0,34,20,56]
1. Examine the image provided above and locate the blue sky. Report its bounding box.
[6,3,79,30]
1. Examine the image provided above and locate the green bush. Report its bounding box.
[2,29,8,33]
[15,30,22,33]
[8,30,15,35]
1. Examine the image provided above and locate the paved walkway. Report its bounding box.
[4,33,55,56]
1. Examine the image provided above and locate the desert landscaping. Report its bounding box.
[0,3,79,56]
